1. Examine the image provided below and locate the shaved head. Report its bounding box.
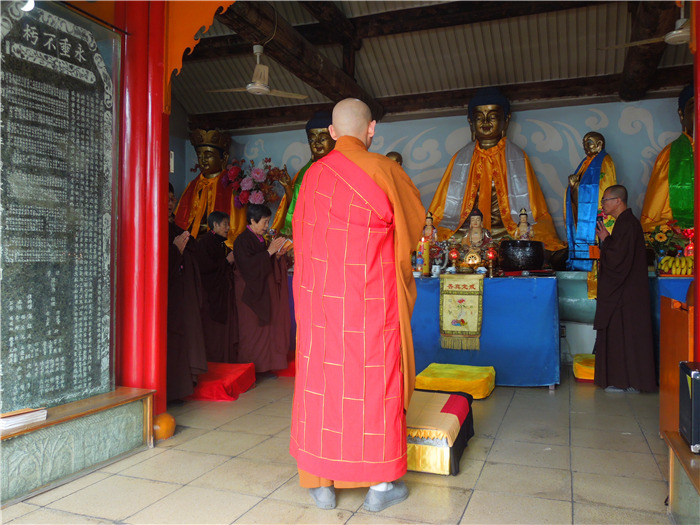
[329,98,376,147]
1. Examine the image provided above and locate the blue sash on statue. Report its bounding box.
[566,150,605,271]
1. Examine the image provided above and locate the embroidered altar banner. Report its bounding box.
[439,274,484,350]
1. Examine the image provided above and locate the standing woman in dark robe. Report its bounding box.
[167,184,208,401]
[233,204,291,373]
[195,211,238,363]
[594,185,657,393]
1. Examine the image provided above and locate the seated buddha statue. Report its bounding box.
[271,111,335,236]
[428,87,565,253]
[460,208,491,249]
[641,83,694,232]
[174,129,246,247]
[565,131,616,271]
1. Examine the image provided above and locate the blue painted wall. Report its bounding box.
[171,97,682,240]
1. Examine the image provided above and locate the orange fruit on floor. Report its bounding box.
[153,412,176,441]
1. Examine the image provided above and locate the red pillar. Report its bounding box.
[694,3,699,362]
[117,1,168,415]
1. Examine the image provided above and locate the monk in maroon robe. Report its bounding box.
[233,204,290,373]
[167,185,207,401]
[195,211,237,363]
[290,99,425,512]
[594,185,657,393]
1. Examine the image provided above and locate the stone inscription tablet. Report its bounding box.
[0,2,117,413]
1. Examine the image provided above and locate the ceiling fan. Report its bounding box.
[208,45,307,100]
[600,4,690,50]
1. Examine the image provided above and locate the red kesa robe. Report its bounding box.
[290,136,424,483]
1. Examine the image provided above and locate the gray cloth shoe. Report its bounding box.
[626,387,640,394]
[604,386,625,393]
[309,486,336,510]
[363,481,408,512]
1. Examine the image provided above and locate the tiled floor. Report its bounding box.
[2,369,671,524]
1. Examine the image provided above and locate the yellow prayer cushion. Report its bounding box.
[416,363,495,399]
[573,353,595,381]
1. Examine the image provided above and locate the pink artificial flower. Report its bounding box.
[250,167,266,182]
[249,190,265,205]
[240,176,255,191]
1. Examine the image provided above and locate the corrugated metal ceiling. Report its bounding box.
[172,1,693,130]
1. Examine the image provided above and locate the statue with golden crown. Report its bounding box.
[174,128,246,247]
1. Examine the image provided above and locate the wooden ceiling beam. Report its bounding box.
[184,1,598,62]
[189,66,692,132]
[619,1,679,101]
[299,1,361,50]
[216,1,383,118]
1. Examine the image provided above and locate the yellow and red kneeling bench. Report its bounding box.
[405,363,495,476]
[407,389,474,475]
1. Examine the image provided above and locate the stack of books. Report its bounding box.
[1,407,47,430]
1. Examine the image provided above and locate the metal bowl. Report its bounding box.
[498,240,545,271]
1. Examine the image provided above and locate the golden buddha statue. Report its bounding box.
[386,151,403,166]
[565,131,616,271]
[461,208,491,249]
[174,129,246,246]
[272,111,335,236]
[641,83,695,232]
[428,87,565,252]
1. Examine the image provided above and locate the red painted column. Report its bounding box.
[118,1,148,389]
[117,1,168,414]
[144,1,168,415]
[694,4,699,362]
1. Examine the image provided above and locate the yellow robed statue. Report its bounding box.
[428,87,565,252]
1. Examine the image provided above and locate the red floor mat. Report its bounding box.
[187,362,256,401]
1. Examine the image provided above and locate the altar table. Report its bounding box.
[411,276,560,387]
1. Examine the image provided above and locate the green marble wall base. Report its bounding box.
[1,400,145,504]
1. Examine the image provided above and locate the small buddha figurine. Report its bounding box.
[515,208,533,240]
[422,211,438,242]
[386,151,403,166]
[461,208,492,249]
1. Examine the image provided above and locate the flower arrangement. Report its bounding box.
[644,220,693,257]
[223,158,289,208]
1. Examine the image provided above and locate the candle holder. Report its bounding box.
[485,245,498,278]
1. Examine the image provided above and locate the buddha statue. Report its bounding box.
[271,111,335,236]
[428,87,565,253]
[174,128,246,247]
[565,131,616,271]
[641,83,694,232]
[515,208,533,240]
[386,151,403,166]
[461,208,491,249]
[422,211,438,241]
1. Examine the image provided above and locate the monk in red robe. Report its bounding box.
[290,99,425,512]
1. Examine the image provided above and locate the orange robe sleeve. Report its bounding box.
[271,164,306,232]
[522,152,566,251]
[641,143,673,232]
